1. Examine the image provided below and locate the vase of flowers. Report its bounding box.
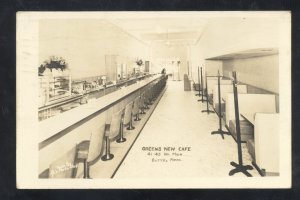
[39,56,69,76]
[135,58,143,66]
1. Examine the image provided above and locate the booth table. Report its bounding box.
[240,113,255,125]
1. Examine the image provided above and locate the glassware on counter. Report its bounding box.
[80,95,89,104]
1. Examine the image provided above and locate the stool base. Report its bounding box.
[101,154,114,161]
[83,175,92,179]
[134,117,141,121]
[116,137,126,143]
[83,159,91,179]
[127,126,135,130]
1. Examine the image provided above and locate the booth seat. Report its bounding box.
[76,124,106,178]
[193,82,201,91]
[253,113,279,176]
[207,79,232,95]
[225,93,276,142]
[206,79,232,104]
[212,84,247,115]
[229,120,254,142]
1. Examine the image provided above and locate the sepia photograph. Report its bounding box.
[16,11,291,189]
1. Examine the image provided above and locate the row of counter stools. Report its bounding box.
[49,76,167,178]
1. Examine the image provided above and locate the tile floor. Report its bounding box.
[114,80,259,178]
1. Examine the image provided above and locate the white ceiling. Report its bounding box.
[107,17,208,46]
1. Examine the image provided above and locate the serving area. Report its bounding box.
[39,74,167,178]
[38,74,152,121]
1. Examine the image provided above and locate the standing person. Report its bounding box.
[161,68,168,80]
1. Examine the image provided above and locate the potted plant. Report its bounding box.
[135,58,143,66]
[39,56,69,76]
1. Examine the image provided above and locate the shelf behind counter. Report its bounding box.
[38,74,152,121]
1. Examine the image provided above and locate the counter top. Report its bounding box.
[39,74,162,143]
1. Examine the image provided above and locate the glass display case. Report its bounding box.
[49,76,71,101]
[38,75,72,121]
[38,73,153,121]
[39,75,71,107]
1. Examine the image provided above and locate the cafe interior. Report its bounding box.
[27,12,286,179]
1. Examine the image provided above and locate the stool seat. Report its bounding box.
[76,124,106,179]
[76,140,90,159]
[102,109,124,161]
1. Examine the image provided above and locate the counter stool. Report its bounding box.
[132,96,141,121]
[139,92,146,114]
[146,85,154,105]
[49,145,78,178]
[143,90,150,110]
[150,85,156,103]
[101,109,124,161]
[156,83,161,96]
[116,102,134,143]
[76,124,106,178]
[125,101,135,130]
[153,84,159,100]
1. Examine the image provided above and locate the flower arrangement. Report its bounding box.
[135,58,143,66]
[39,56,68,76]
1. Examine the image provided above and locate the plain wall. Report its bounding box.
[190,17,280,82]
[223,54,279,94]
[39,19,151,79]
[222,60,235,78]
[205,60,223,76]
